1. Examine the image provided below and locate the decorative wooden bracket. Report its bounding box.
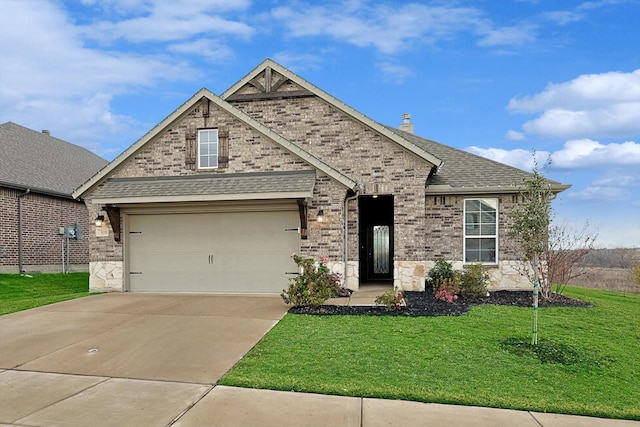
[104,205,121,242]
[227,66,313,101]
[298,200,308,240]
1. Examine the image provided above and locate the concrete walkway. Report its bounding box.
[1,293,638,426]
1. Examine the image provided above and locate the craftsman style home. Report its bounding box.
[73,59,569,293]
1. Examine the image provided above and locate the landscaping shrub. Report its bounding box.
[281,254,341,307]
[459,263,490,298]
[434,277,460,303]
[427,258,456,290]
[375,290,405,311]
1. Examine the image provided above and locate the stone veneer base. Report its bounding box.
[89,261,124,292]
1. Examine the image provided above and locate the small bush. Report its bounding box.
[427,258,456,290]
[459,263,490,298]
[281,254,341,307]
[434,277,460,303]
[375,290,405,311]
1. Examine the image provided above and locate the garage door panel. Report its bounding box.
[127,210,300,293]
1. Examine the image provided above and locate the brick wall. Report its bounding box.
[424,193,524,262]
[230,94,433,262]
[0,186,91,272]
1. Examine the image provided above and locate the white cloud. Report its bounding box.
[271,2,534,54]
[468,139,640,170]
[551,139,640,168]
[377,62,415,84]
[465,147,550,170]
[508,70,640,139]
[0,0,195,157]
[505,130,526,141]
[567,185,631,201]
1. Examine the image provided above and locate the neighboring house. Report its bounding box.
[0,122,107,273]
[73,59,569,293]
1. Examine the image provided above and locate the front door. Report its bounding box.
[359,196,394,282]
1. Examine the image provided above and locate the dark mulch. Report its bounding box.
[288,290,592,317]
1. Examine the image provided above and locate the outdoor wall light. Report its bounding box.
[95,215,105,227]
[317,209,324,222]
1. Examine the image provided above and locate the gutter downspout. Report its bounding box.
[343,187,360,289]
[18,189,30,273]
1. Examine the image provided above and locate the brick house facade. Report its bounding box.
[0,123,107,273]
[74,60,569,293]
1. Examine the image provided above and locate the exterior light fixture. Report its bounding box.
[95,215,105,227]
[317,209,324,222]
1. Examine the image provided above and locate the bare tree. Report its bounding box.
[546,221,597,296]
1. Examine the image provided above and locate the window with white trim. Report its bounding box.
[464,198,498,263]
[198,129,218,169]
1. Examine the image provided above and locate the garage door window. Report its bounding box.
[198,129,218,169]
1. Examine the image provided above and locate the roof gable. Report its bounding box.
[221,59,443,170]
[73,89,358,199]
[0,122,107,198]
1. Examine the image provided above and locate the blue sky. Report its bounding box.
[1,0,639,247]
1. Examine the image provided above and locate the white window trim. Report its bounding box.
[463,198,499,265]
[198,129,219,170]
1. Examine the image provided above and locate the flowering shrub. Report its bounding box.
[427,258,456,290]
[434,277,460,303]
[281,254,342,307]
[375,290,405,311]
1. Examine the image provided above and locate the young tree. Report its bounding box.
[509,158,553,345]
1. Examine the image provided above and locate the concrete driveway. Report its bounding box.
[0,293,289,426]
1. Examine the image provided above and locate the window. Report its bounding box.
[464,198,498,263]
[198,129,218,169]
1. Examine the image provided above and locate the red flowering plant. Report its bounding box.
[281,253,342,307]
[434,277,460,304]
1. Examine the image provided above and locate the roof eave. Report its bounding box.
[425,184,572,195]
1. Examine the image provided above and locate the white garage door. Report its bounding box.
[127,209,300,293]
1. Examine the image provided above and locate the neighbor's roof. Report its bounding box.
[0,122,107,198]
[90,170,317,205]
[388,127,570,194]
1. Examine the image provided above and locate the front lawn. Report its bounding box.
[0,273,92,315]
[220,286,640,420]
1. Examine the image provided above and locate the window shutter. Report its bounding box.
[185,127,197,170]
[218,126,229,168]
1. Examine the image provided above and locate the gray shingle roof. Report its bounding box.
[91,170,316,202]
[386,126,569,193]
[0,122,107,197]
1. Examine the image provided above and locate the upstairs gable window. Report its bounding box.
[198,129,218,169]
[464,198,498,264]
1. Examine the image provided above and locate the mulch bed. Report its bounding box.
[288,290,592,317]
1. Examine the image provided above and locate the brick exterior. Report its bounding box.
[82,69,533,292]
[0,186,90,273]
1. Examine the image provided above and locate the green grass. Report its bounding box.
[220,286,640,420]
[0,273,92,315]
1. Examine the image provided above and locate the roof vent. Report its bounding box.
[42,130,50,135]
[399,113,414,134]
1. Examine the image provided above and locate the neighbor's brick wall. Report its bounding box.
[0,186,90,272]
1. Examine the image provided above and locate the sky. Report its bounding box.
[1,0,639,248]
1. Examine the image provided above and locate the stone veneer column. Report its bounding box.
[89,261,124,292]
[394,261,426,291]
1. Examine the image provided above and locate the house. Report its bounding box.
[0,122,107,273]
[73,59,569,293]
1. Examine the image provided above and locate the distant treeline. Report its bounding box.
[577,248,640,268]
